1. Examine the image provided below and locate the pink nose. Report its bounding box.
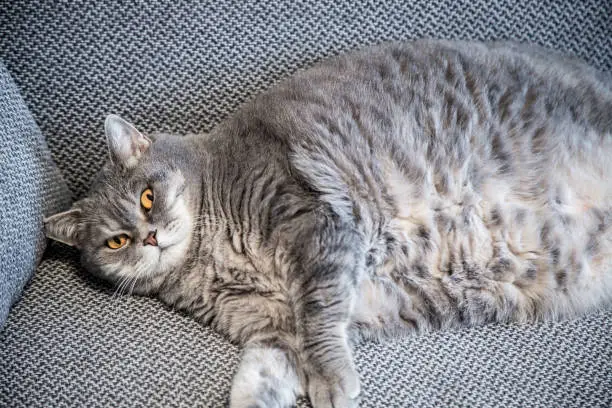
[143,230,158,246]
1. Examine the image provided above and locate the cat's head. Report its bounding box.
[45,115,195,288]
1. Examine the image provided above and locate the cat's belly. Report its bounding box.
[353,156,612,334]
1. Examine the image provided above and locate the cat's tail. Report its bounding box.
[230,341,303,408]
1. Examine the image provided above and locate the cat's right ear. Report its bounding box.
[104,114,151,168]
[44,208,82,247]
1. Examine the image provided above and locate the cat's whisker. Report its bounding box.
[111,278,125,300]
[108,275,132,320]
[112,275,130,301]
[129,263,146,296]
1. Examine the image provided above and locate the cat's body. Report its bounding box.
[45,40,612,408]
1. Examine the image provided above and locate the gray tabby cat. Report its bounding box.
[44,40,612,408]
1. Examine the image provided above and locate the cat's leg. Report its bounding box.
[282,211,364,408]
[230,339,303,408]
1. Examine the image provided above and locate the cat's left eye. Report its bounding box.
[106,234,130,249]
[140,187,154,211]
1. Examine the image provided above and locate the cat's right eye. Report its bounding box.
[140,187,154,211]
[106,234,130,249]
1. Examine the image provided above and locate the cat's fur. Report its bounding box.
[45,40,612,408]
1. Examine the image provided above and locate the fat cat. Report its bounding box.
[44,40,612,408]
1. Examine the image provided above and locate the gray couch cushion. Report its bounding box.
[1,247,610,407]
[0,63,70,327]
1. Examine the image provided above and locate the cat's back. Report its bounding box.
[230,40,611,184]
[246,39,611,147]
[235,39,612,211]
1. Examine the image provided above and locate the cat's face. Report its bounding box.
[45,115,194,287]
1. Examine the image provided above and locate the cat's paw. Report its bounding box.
[230,345,302,408]
[307,365,360,408]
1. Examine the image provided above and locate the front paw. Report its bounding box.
[308,364,360,408]
[230,345,301,408]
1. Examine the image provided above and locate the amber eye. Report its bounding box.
[140,188,154,211]
[106,234,129,249]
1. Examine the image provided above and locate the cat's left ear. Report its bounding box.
[44,207,82,247]
[104,114,151,168]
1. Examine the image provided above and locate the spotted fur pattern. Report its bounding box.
[44,40,612,407]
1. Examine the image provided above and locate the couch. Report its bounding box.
[1,1,610,407]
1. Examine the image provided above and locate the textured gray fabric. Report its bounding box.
[1,1,611,407]
[0,63,71,327]
[0,1,610,199]
[0,246,610,407]
[0,246,241,407]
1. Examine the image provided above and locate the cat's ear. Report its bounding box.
[44,208,82,247]
[104,114,151,168]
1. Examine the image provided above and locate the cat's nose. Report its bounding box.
[143,230,158,246]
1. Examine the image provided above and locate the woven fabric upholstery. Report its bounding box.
[0,246,241,407]
[0,1,611,407]
[0,63,70,327]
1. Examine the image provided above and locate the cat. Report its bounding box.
[44,40,612,408]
